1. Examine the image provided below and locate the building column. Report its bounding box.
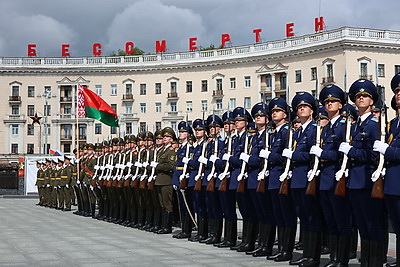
[271,73,276,98]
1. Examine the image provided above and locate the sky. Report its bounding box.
[0,0,399,57]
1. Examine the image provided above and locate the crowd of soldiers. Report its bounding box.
[35,73,400,267]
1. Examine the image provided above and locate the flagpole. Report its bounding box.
[76,84,80,161]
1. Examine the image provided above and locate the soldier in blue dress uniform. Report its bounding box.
[200,114,225,245]
[338,79,384,266]
[183,118,209,242]
[283,92,323,267]
[172,121,194,239]
[374,73,400,267]
[215,111,238,248]
[310,84,352,266]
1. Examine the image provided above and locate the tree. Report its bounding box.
[110,47,146,56]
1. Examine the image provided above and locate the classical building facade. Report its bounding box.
[1,26,400,155]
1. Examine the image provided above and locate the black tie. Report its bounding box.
[298,126,303,139]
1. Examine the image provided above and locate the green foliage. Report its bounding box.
[198,44,223,51]
[110,47,146,56]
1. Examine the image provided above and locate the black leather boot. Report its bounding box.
[369,241,384,267]
[324,234,338,267]
[275,226,296,262]
[231,221,247,250]
[200,219,214,244]
[299,231,321,267]
[237,222,257,252]
[91,203,96,218]
[206,218,222,245]
[336,235,351,267]
[157,212,172,234]
[349,229,358,259]
[217,220,237,248]
[360,239,370,267]
[267,226,283,260]
[290,230,309,265]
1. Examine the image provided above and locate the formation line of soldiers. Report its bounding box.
[36,73,400,267]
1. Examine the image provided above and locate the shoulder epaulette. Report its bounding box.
[312,123,317,127]
[339,119,346,123]
[371,117,379,123]
[283,125,289,130]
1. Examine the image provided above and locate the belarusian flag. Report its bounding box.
[78,84,119,127]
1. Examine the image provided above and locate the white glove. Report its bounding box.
[77,180,80,185]
[373,140,389,155]
[257,170,269,181]
[134,162,142,168]
[259,149,270,159]
[382,167,386,177]
[237,173,244,181]
[94,165,100,170]
[173,185,178,190]
[100,166,105,170]
[209,155,218,163]
[142,162,149,168]
[222,153,231,161]
[198,156,208,165]
[307,170,320,181]
[119,164,126,169]
[239,153,250,163]
[335,169,349,181]
[182,157,190,164]
[310,145,323,158]
[339,142,352,155]
[46,184,50,188]
[127,162,133,168]
[150,161,158,168]
[282,149,293,159]
[65,184,69,188]
[90,185,94,190]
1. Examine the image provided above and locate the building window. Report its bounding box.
[95,123,102,134]
[44,124,51,135]
[44,86,51,96]
[360,63,368,77]
[170,81,177,93]
[201,80,208,92]
[295,70,302,83]
[266,75,272,90]
[186,101,193,112]
[170,102,177,112]
[27,124,34,135]
[44,105,51,116]
[311,90,317,98]
[378,64,385,77]
[155,102,162,113]
[111,104,117,114]
[140,84,147,95]
[171,121,177,132]
[63,124,71,139]
[63,144,71,153]
[64,105,71,114]
[111,84,117,95]
[155,83,162,94]
[11,85,19,96]
[201,100,208,111]
[140,122,146,133]
[111,127,117,135]
[11,144,18,154]
[395,65,400,75]
[244,76,251,88]
[311,67,317,80]
[11,105,19,115]
[280,73,287,90]
[95,85,102,96]
[155,122,162,130]
[78,124,86,139]
[28,86,35,97]
[125,103,132,114]
[125,83,133,95]
[140,103,146,114]
[216,99,223,110]
[126,122,132,134]
[27,105,35,116]
[27,144,34,154]
[230,78,236,89]
[11,124,19,135]
[229,98,236,110]
[244,97,251,109]
[186,81,192,93]
[216,79,223,91]
[326,64,334,78]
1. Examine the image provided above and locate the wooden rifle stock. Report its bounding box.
[139,177,147,189]
[334,174,346,196]
[179,176,187,190]
[206,177,215,192]
[131,178,139,189]
[123,177,131,187]
[279,178,289,195]
[256,179,265,193]
[219,177,227,192]
[194,175,202,191]
[306,178,317,196]
[148,179,155,190]
[237,179,245,193]
[371,175,384,199]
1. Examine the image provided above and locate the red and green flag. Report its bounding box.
[78,84,119,127]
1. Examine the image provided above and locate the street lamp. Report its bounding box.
[43,87,51,154]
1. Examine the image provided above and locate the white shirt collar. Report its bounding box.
[301,119,312,130]
[360,112,371,123]
[258,128,265,136]
[330,114,340,125]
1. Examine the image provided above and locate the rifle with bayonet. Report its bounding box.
[140,131,151,189]
[237,129,250,193]
[131,146,144,189]
[218,107,234,192]
[257,100,269,193]
[112,147,124,187]
[206,123,219,191]
[194,137,207,191]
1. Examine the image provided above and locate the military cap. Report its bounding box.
[291,91,317,111]
[371,101,382,112]
[64,155,71,161]
[391,95,398,111]
[319,84,345,104]
[41,161,46,165]
[290,111,301,123]
[206,115,223,128]
[154,130,163,139]
[251,102,269,119]
[112,137,119,145]
[102,140,109,148]
[95,143,102,151]
[36,160,41,164]
[124,135,130,144]
[57,157,64,163]
[130,135,137,143]
[46,158,52,163]
[222,111,235,124]
[318,106,329,120]
[391,73,400,93]
[178,121,192,132]
[192,118,207,131]
[341,104,359,121]
[348,79,378,102]
[247,122,257,133]
[73,148,77,154]
[232,107,253,122]
[161,127,176,139]
[79,144,85,150]
[87,143,95,150]
[269,97,289,114]
[52,158,58,164]
[145,131,154,141]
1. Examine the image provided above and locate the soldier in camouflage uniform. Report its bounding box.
[56,158,65,210]
[84,143,97,217]
[35,161,44,206]
[60,156,73,211]
[43,159,52,207]
[49,159,58,209]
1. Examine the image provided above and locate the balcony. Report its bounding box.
[212,90,224,98]
[60,135,72,140]
[167,92,179,99]
[121,113,139,122]
[60,97,72,102]
[79,135,87,140]
[9,96,21,104]
[322,77,335,84]
[122,94,134,102]
[4,114,26,124]
[162,111,184,121]
[359,75,373,81]
[260,86,272,92]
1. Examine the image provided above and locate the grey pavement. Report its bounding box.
[0,198,395,266]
